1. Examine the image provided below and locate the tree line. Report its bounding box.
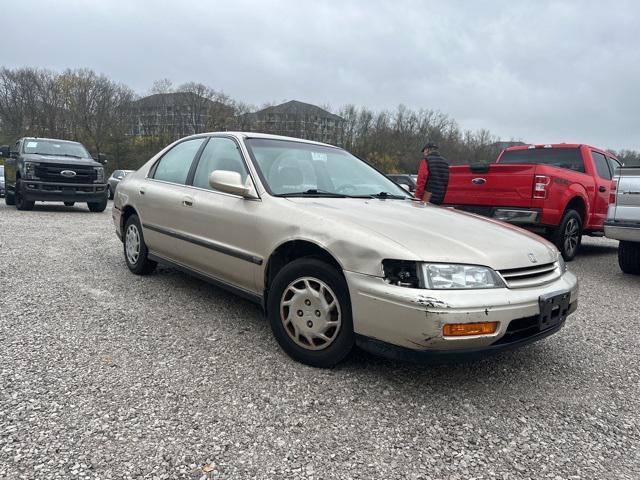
[1,66,638,174]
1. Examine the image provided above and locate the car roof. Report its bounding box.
[22,137,83,145]
[186,131,341,149]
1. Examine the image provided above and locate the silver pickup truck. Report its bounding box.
[605,167,640,274]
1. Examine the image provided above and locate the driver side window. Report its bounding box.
[192,137,249,191]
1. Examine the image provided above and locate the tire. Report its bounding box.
[618,241,640,275]
[123,214,157,275]
[5,188,15,206]
[64,201,75,207]
[107,185,113,200]
[87,197,108,212]
[552,209,582,261]
[267,258,354,368]
[15,180,34,211]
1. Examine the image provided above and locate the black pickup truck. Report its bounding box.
[1,137,108,212]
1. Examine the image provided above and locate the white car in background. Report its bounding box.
[107,170,134,199]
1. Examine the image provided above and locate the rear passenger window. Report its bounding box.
[152,138,205,184]
[592,151,612,180]
[192,137,249,191]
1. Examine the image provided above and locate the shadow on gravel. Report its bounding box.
[576,241,618,256]
[26,202,111,213]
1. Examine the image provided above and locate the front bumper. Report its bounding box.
[345,270,578,356]
[22,181,107,202]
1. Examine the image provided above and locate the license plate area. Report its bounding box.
[538,291,570,330]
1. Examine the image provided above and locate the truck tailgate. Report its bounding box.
[445,164,535,208]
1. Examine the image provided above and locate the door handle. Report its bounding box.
[599,186,607,193]
[182,196,194,207]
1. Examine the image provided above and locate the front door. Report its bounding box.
[590,150,613,229]
[177,136,262,294]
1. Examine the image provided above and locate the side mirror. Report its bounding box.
[0,145,9,158]
[97,153,108,164]
[209,170,254,198]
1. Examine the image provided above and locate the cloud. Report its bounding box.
[4,0,640,149]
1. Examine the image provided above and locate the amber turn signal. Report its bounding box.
[443,321,499,337]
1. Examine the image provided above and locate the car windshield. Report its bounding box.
[499,148,585,173]
[22,139,90,159]
[246,138,409,198]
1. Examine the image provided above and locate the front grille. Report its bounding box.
[35,164,97,184]
[499,262,561,288]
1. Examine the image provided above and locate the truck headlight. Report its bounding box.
[423,263,505,289]
[24,161,39,180]
[94,167,105,183]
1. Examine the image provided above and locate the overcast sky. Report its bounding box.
[4,0,640,149]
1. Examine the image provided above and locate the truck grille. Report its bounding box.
[498,262,561,288]
[35,164,97,184]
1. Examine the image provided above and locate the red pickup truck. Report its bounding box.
[444,144,620,260]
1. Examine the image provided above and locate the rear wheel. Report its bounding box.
[553,209,582,261]
[267,258,354,368]
[618,241,640,274]
[87,197,107,212]
[15,180,34,211]
[123,214,157,275]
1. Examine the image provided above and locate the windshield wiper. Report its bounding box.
[354,191,408,200]
[32,152,82,158]
[279,189,348,198]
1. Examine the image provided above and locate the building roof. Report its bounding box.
[129,92,226,108]
[243,100,343,121]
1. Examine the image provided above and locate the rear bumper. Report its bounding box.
[22,181,108,202]
[449,205,542,225]
[604,221,640,242]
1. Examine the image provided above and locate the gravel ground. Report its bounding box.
[1,201,639,480]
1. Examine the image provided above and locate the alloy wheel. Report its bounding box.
[564,218,580,258]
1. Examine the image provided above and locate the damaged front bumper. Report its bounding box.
[345,270,578,360]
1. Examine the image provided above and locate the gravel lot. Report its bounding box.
[1,201,639,480]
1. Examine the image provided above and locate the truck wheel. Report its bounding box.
[123,214,157,275]
[267,258,354,368]
[15,180,34,211]
[87,197,108,212]
[553,209,582,261]
[5,188,15,206]
[618,241,640,274]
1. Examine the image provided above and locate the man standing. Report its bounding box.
[415,142,450,205]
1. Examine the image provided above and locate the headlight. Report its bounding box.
[94,167,105,183]
[423,263,505,289]
[24,161,39,179]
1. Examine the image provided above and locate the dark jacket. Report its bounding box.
[415,151,450,205]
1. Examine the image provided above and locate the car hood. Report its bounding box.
[286,198,559,270]
[22,154,101,167]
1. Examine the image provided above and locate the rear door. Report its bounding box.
[136,137,206,262]
[590,150,614,228]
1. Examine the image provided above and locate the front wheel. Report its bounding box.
[15,180,34,211]
[123,214,157,275]
[107,185,114,200]
[618,241,640,274]
[5,188,15,206]
[267,258,354,368]
[553,209,582,261]
[87,197,108,212]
